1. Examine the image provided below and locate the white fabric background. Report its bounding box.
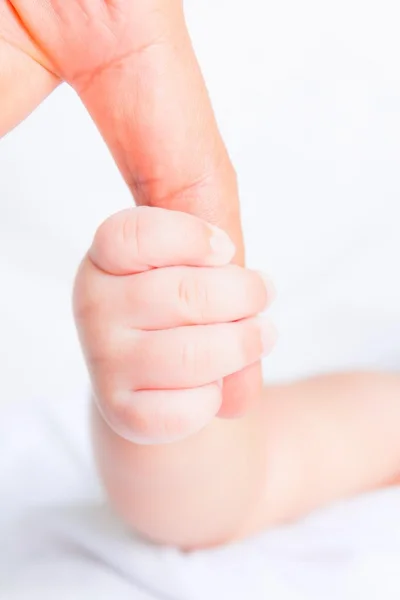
[1,0,400,598]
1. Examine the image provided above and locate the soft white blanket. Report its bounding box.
[1,391,400,600]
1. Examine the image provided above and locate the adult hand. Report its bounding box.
[0,2,59,137]
[1,0,264,416]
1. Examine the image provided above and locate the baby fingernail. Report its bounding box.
[209,225,236,264]
[258,316,278,355]
[257,271,277,305]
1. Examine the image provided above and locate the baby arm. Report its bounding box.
[243,371,400,535]
[74,207,400,550]
[74,206,276,549]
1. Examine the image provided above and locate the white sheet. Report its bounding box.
[1,393,400,599]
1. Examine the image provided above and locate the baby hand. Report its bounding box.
[74,207,276,444]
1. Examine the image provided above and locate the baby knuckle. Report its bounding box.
[136,409,187,442]
[121,211,139,258]
[180,339,197,373]
[123,207,154,260]
[104,392,187,443]
[91,211,133,271]
[73,260,104,324]
[125,405,156,440]
[92,218,114,261]
[178,273,210,322]
[179,338,212,381]
[99,389,141,432]
[117,402,153,441]
[240,322,263,363]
